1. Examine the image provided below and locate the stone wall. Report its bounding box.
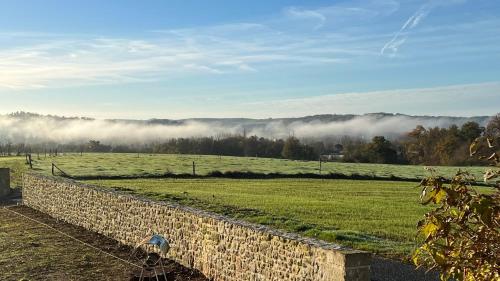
[0,168,10,198]
[22,172,371,281]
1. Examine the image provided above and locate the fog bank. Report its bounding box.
[0,113,490,145]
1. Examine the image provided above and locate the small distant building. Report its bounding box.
[320,143,344,161]
[320,153,344,162]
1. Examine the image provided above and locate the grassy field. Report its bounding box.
[28,152,487,180]
[2,152,490,258]
[0,156,28,187]
[86,177,441,258]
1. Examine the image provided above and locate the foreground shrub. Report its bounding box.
[413,136,499,281]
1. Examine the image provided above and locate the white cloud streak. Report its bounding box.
[381,4,432,56]
[381,0,467,56]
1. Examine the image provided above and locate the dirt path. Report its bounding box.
[0,205,207,281]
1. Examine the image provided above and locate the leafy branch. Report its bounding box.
[413,134,499,281]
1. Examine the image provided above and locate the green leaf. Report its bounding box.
[434,189,447,204]
[422,221,439,239]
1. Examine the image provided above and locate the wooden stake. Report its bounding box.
[319,157,322,175]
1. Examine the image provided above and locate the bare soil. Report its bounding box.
[0,205,207,281]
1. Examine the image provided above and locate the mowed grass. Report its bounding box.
[12,152,491,258]
[86,178,440,258]
[32,152,487,180]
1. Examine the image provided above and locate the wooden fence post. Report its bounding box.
[319,157,322,175]
[192,161,196,176]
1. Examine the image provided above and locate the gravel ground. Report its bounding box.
[372,256,439,281]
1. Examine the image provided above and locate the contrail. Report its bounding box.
[380,0,467,56]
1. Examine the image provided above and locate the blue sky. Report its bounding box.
[0,0,499,119]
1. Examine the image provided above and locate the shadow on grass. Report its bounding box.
[64,170,494,187]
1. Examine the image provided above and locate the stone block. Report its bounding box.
[0,168,10,198]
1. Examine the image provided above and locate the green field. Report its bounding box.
[2,153,490,258]
[27,153,487,180]
[87,177,437,258]
[0,156,28,187]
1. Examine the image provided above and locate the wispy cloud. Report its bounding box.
[0,22,368,90]
[284,0,399,30]
[0,0,493,91]
[0,0,408,90]
[284,7,327,29]
[244,82,500,117]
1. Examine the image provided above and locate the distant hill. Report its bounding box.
[0,112,493,144]
[147,113,490,128]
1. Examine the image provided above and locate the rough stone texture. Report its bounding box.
[23,172,371,281]
[0,168,10,198]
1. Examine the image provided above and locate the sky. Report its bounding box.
[0,0,499,119]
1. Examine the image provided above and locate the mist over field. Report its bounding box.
[0,113,490,145]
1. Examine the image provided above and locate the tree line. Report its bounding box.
[1,114,498,166]
[344,116,499,166]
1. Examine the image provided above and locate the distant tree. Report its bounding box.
[87,140,100,151]
[404,125,427,164]
[403,122,491,166]
[486,113,500,137]
[435,126,461,165]
[110,145,133,153]
[308,141,325,156]
[280,137,318,160]
[282,137,303,160]
[177,138,191,154]
[87,140,111,152]
[485,113,500,148]
[244,136,260,157]
[268,139,285,158]
[460,121,484,142]
[342,138,368,163]
[365,136,398,164]
[333,144,344,153]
